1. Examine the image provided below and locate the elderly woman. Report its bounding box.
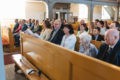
[79,32,98,57]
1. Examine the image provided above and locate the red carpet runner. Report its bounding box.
[4,54,14,65]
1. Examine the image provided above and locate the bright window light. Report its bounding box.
[79,4,88,20]
[0,0,26,21]
[0,0,26,27]
[102,6,110,19]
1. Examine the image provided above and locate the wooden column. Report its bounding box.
[48,1,55,19]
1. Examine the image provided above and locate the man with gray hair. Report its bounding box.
[97,29,120,66]
[48,19,64,45]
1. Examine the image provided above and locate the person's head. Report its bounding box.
[28,19,31,23]
[93,27,101,36]
[110,21,120,29]
[95,19,99,25]
[62,19,67,24]
[80,23,88,32]
[79,33,92,46]
[35,20,39,25]
[15,19,18,23]
[73,17,78,22]
[21,19,26,25]
[18,20,22,24]
[109,22,116,29]
[32,19,35,23]
[63,24,74,35]
[105,29,119,46]
[53,19,61,30]
[43,20,51,29]
[97,20,104,28]
[80,19,85,24]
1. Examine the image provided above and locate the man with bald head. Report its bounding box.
[97,29,120,66]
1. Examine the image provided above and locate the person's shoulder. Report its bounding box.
[98,34,104,38]
[99,42,109,50]
[46,28,52,31]
[58,29,64,34]
[68,34,76,39]
[90,43,96,48]
[117,40,120,44]
[115,40,120,49]
[24,24,28,27]
[71,34,76,36]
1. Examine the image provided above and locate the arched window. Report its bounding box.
[79,4,88,20]
[102,6,110,19]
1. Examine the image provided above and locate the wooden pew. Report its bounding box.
[13,33,120,80]
[8,28,20,53]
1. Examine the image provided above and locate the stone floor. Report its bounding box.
[5,64,27,80]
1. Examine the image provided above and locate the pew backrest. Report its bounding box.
[8,28,20,53]
[8,28,15,52]
[91,40,102,49]
[21,33,120,80]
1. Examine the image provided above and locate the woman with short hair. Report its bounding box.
[61,24,76,50]
[79,32,98,57]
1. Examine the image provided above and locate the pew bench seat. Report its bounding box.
[12,54,41,80]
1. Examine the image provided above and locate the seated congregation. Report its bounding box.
[12,18,120,66]
[12,18,120,80]
[13,32,120,80]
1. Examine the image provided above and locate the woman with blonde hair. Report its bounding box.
[40,20,52,40]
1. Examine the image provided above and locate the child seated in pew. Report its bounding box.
[79,32,98,57]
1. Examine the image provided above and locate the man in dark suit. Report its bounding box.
[48,20,64,45]
[97,29,120,66]
[13,19,20,47]
[92,27,104,41]
[13,19,19,33]
[21,19,28,32]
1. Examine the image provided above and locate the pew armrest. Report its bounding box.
[12,54,41,80]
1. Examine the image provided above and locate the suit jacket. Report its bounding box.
[92,34,104,41]
[109,40,120,66]
[22,24,28,32]
[13,23,19,33]
[48,29,64,45]
[97,40,120,66]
